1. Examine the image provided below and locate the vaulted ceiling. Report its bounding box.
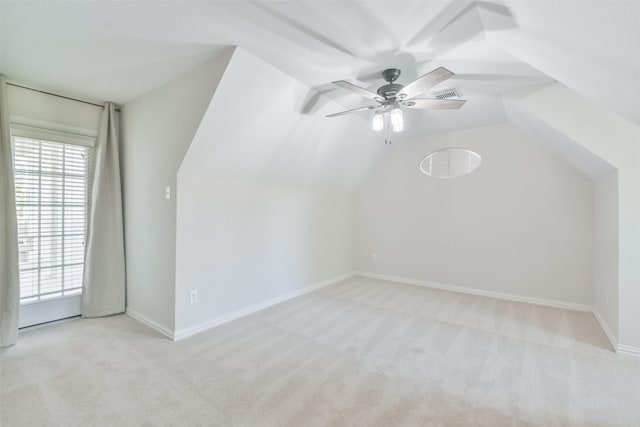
[1,1,638,161]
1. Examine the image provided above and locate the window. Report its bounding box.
[13,135,91,303]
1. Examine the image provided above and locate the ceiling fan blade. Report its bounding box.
[397,67,454,100]
[325,105,378,118]
[401,98,466,110]
[332,80,382,101]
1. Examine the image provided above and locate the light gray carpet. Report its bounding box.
[2,276,639,426]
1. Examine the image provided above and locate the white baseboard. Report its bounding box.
[126,308,173,340]
[356,271,592,312]
[127,270,640,358]
[172,272,356,341]
[356,271,640,357]
[618,345,640,357]
[592,309,618,352]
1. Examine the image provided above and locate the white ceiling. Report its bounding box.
[0,1,548,103]
[1,0,638,160]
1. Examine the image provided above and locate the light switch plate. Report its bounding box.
[189,289,198,305]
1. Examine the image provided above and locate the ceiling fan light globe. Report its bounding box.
[372,112,384,132]
[391,108,404,132]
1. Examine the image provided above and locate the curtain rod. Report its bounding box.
[6,82,120,112]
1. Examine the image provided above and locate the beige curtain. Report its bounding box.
[82,103,125,317]
[0,75,20,347]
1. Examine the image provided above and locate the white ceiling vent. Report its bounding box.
[432,87,463,99]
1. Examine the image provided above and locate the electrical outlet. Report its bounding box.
[189,289,198,305]
[372,253,378,262]
[165,186,171,200]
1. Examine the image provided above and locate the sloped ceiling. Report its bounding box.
[504,97,615,179]
[1,1,638,167]
[480,1,640,127]
[180,47,388,191]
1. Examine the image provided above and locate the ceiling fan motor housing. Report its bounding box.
[378,68,404,100]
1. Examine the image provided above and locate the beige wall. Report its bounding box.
[119,50,233,332]
[509,83,640,350]
[356,123,594,305]
[175,176,355,334]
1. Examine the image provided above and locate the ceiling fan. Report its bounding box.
[326,67,466,138]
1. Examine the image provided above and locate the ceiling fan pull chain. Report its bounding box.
[385,113,392,144]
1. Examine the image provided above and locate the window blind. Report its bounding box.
[13,136,91,303]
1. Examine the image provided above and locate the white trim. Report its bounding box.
[172,272,356,341]
[18,315,80,332]
[356,272,640,357]
[10,115,97,147]
[592,309,618,352]
[356,271,592,312]
[20,290,82,307]
[19,294,83,328]
[127,271,640,358]
[618,345,640,357]
[10,115,99,136]
[126,308,174,340]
